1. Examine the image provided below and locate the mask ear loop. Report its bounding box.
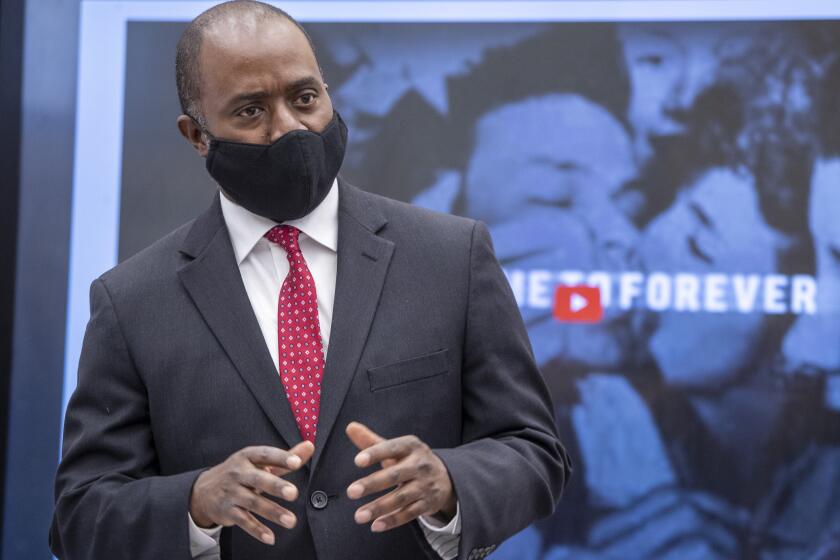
[188,113,227,196]
[186,112,217,148]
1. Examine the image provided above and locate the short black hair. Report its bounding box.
[445,25,630,164]
[175,0,316,123]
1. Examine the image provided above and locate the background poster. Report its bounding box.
[118,19,840,559]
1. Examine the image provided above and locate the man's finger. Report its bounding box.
[248,441,315,476]
[353,435,418,468]
[230,506,276,545]
[371,499,431,533]
[353,481,423,524]
[233,487,296,529]
[289,440,316,462]
[347,462,415,499]
[346,422,385,452]
[269,440,315,477]
[242,468,299,501]
[243,446,304,470]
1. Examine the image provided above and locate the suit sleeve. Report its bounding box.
[434,220,572,559]
[50,278,203,559]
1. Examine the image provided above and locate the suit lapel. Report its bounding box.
[311,182,394,470]
[177,197,303,450]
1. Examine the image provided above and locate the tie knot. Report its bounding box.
[265,225,301,254]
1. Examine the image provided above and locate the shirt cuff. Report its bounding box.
[188,513,222,557]
[418,501,461,535]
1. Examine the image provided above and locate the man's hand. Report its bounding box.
[345,422,456,532]
[189,441,314,545]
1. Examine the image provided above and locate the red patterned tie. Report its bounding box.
[264,225,324,443]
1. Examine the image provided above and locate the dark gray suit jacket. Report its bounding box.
[50,181,570,560]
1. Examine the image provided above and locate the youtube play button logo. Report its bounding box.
[554,286,603,323]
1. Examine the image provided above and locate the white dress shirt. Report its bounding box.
[188,180,461,559]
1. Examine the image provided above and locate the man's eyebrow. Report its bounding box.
[226,90,272,108]
[225,77,322,108]
[284,76,321,93]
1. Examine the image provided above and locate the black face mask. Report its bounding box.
[204,112,348,223]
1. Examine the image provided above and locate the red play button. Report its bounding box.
[554,286,603,323]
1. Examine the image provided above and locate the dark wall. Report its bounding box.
[2,0,80,557]
[119,22,215,261]
[0,0,24,549]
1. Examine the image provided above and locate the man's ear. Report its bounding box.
[177,114,210,157]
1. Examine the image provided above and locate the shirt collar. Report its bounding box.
[219,179,339,265]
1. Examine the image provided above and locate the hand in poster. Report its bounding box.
[490,205,639,370]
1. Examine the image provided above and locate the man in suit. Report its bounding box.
[50,2,569,558]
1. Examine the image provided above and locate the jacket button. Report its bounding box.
[310,490,329,509]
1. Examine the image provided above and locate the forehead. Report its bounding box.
[474,94,631,158]
[199,16,319,95]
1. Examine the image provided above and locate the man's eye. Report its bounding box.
[296,93,316,106]
[238,106,264,118]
